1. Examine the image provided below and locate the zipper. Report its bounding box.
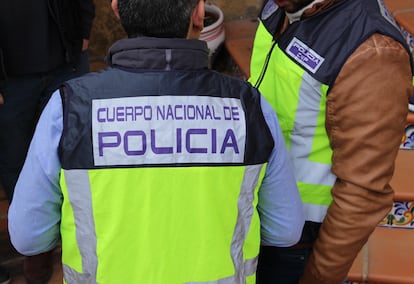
[254,40,277,89]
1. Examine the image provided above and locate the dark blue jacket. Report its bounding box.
[0,0,95,79]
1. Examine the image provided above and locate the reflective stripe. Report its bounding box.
[291,72,336,187]
[187,165,262,284]
[63,264,96,284]
[290,72,336,222]
[231,164,262,281]
[186,257,257,284]
[63,170,98,284]
[302,203,328,223]
[243,257,258,276]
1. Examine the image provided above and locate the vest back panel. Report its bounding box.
[58,67,273,283]
[59,68,274,169]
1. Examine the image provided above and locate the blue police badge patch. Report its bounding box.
[286,37,325,74]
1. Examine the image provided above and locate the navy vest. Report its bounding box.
[259,0,414,86]
[59,67,275,169]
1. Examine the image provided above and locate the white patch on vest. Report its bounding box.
[262,0,279,20]
[92,96,246,166]
[286,37,325,74]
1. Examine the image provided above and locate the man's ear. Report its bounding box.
[188,0,205,39]
[111,0,120,19]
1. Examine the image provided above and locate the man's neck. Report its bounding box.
[285,0,325,23]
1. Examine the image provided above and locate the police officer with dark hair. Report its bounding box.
[8,0,304,283]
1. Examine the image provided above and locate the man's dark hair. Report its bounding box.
[118,0,200,38]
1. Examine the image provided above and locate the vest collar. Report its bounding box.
[106,37,209,71]
[285,0,326,23]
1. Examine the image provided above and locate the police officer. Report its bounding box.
[249,0,414,283]
[8,0,304,283]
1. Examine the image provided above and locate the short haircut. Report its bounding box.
[118,0,200,38]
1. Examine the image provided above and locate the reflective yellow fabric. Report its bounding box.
[309,84,331,164]
[249,22,334,217]
[60,165,263,283]
[250,23,305,150]
[298,182,332,206]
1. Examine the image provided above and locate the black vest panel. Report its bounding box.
[59,68,275,169]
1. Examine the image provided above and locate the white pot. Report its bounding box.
[200,4,225,66]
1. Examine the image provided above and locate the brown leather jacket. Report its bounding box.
[298,1,414,283]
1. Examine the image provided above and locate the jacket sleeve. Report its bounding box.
[8,92,64,256]
[76,0,96,39]
[300,34,414,284]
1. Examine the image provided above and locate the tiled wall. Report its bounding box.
[379,201,414,229]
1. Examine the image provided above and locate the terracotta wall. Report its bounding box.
[88,0,264,64]
[88,1,125,66]
[207,0,263,20]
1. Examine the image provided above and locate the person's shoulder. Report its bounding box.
[362,33,409,50]
[259,0,280,21]
[258,0,284,35]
